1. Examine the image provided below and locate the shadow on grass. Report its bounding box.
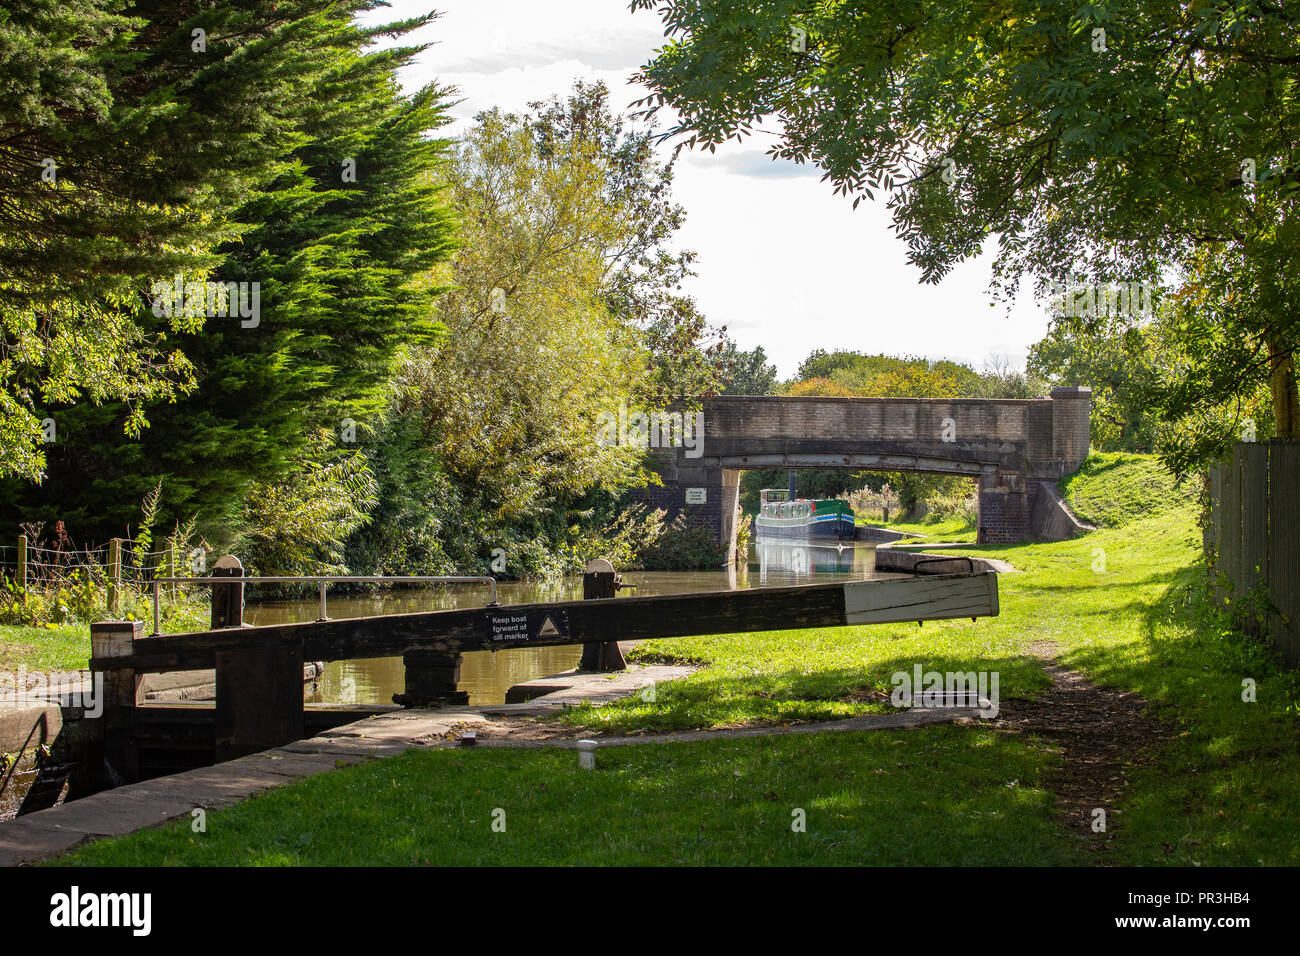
[1050,561,1300,865]
[554,650,1050,734]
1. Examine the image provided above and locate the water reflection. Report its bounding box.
[244,539,887,705]
[756,539,870,582]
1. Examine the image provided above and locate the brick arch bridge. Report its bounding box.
[637,387,1092,564]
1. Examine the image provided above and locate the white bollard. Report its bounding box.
[576,739,598,770]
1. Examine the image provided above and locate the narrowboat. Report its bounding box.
[755,487,856,540]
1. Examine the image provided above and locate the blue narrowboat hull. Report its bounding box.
[755,514,856,539]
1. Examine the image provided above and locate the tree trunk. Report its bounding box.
[1269,336,1300,440]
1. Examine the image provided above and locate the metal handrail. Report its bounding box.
[912,557,975,575]
[149,575,499,636]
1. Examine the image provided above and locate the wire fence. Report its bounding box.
[1,535,213,594]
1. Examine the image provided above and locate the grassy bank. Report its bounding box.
[53,727,1078,866]
[858,513,976,543]
[0,605,208,672]
[51,454,1300,866]
[0,623,93,672]
[1059,451,1197,527]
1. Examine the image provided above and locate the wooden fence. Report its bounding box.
[1205,441,1299,666]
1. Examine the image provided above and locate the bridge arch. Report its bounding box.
[634,387,1091,565]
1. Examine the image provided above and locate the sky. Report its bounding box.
[361,0,1054,379]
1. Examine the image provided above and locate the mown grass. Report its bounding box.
[917,513,1300,865]
[0,623,92,672]
[0,608,206,672]
[56,725,1079,866]
[553,606,1048,733]
[45,454,1300,866]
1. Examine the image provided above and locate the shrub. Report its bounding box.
[847,483,901,523]
[637,513,727,570]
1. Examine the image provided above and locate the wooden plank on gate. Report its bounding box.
[1240,443,1270,632]
[842,574,998,624]
[1219,448,1243,604]
[1268,443,1300,666]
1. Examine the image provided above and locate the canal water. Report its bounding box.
[243,539,892,706]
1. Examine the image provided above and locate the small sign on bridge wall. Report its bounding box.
[685,487,707,504]
[488,609,569,643]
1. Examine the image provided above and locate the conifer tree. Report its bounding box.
[0,0,322,480]
[2,3,457,544]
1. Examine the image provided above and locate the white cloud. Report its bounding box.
[367,0,1054,380]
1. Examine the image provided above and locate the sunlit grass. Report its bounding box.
[0,609,207,672]
[859,513,977,542]
[0,623,90,672]
[1060,451,1196,528]
[55,725,1078,867]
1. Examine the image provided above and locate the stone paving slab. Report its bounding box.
[115,764,294,809]
[876,543,1019,573]
[278,736,423,758]
[4,791,194,838]
[475,664,695,714]
[0,788,199,865]
[0,673,94,708]
[229,750,368,779]
[0,703,64,753]
[0,821,92,867]
[316,710,488,742]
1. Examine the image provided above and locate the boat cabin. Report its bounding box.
[759,489,815,520]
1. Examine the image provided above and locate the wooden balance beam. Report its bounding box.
[89,571,998,764]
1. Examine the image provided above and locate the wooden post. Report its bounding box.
[215,641,305,761]
[210,554,244,629]
[394,648,468,707]
[106,538,122,615]
[579,558,626,672]
[167,543,176,602]
[16,533,26,595]
[210,554,295,759]
[91,620,144,782]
